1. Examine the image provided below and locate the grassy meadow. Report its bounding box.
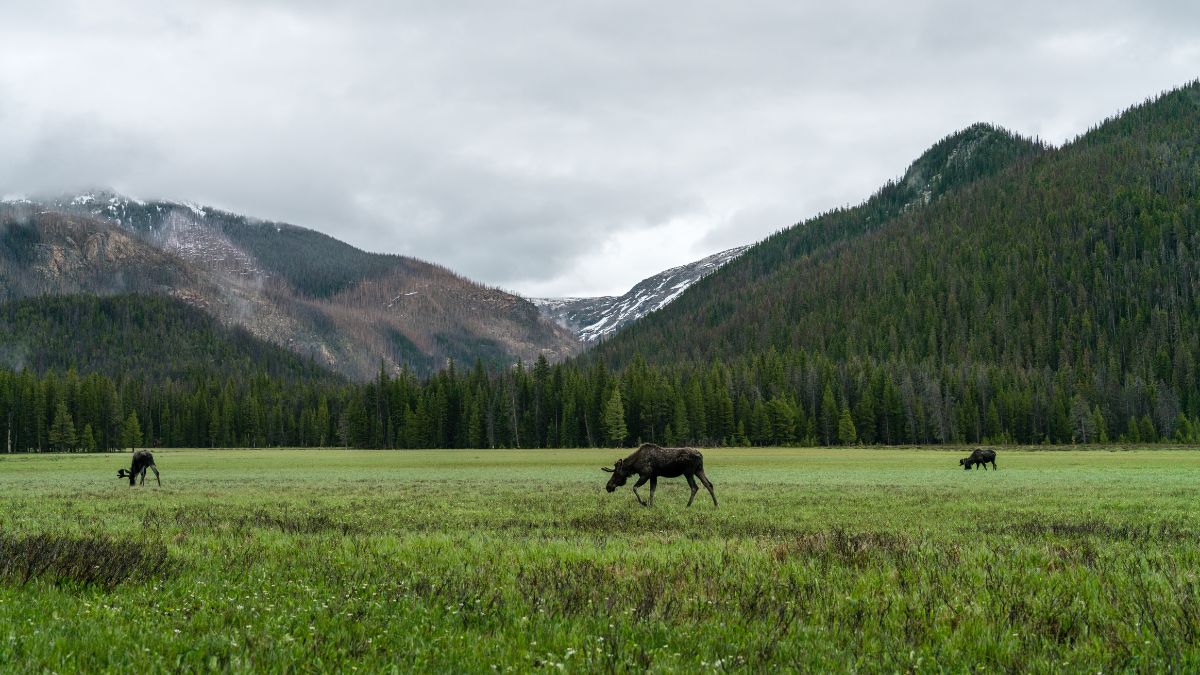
[1,446,1199,672]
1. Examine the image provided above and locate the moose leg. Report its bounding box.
[139,468,147,485]
[150,465,161,486]
[991,460,997,471]
[648,476,657,507]
[697,470,717,507]
[685,474,699,507]
[631,476,649,506]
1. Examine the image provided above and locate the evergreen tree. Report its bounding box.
[1175,413,1193,443]
[603,386,627,447]
[854,393,876,444]
[837,406,857,445]
[48,400,76,452]
[1092,406,1109,444]
[820,383,837,446]
[316,397,331,447]
[80,423,97,452]
[121,411,143,450]
[1125,416,1141,443]
[1139,414,1157,443]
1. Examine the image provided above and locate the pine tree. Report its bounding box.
[121,411,143,450]
[820,383,837,446]
[672,397,691,445]
[837,406,857,445]
[1125,416,1141,443]
[854,393,876,444]
[1139,414,1157,443]
[1092,406,1109,444]
[1174,413,1193,443]
[603,386,627,447]
[80,423,97,452]
[985,401,1003,441]
[316,397,331,447]
[467,396,486,449]
[48,400,76,452]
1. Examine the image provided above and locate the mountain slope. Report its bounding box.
[532,245,749,341]
[0,210,196,300]
[588,120,1057,366]
[0,196,580,379]
[0,294,340,382]
[589,82,1200,401]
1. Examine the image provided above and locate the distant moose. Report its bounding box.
[602,443,717,507]
[117,450,161,486]
[959,447,997,471]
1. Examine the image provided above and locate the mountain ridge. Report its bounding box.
[532,245,750,342]
[588,119,1054,367]
[0,194,580,379]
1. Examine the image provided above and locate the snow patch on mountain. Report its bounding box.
[532,245,749,342]
[32,190,263,276]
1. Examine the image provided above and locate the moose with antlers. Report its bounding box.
[602,443,717,507]
[117,450,160,487]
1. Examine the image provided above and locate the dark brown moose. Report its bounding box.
[602,443,717,507]
[117,450,161,486]
[959,447,997,471]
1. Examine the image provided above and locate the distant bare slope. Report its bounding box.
[0,195,580,379]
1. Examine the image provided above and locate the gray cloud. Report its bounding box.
[1,1,1197,296]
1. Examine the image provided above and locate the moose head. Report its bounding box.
[601,458,633,492]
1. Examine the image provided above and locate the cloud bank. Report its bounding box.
[2,1,1196,296]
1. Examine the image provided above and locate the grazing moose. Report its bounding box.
[117,450,160,486]
[602,443,717,507]
[959,447,997,471]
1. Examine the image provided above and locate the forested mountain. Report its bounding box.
[0,195,579,378]
[0,294,349,452]
[0,295,337,382]
[589,121,1051,365]
[575,82,1200,445]
[532,245,750,342]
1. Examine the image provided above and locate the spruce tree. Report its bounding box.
[603,387,627,447]
[1139,415,1157,443]
[48,400,76,452]
[80,423,97,452]
[837,407,857,445]
[121,411,143,450]
[820,383,837,446]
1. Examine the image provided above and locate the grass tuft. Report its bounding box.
[0,532,173,591]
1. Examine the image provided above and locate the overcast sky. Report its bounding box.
[1,2,1196,297]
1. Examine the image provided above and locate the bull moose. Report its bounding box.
[602,443,717,507]
[959,447,997,471]
[117,450,161,486]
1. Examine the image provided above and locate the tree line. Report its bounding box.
[4,348,1199,453]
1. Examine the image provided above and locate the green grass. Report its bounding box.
[2,446,1199,672]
